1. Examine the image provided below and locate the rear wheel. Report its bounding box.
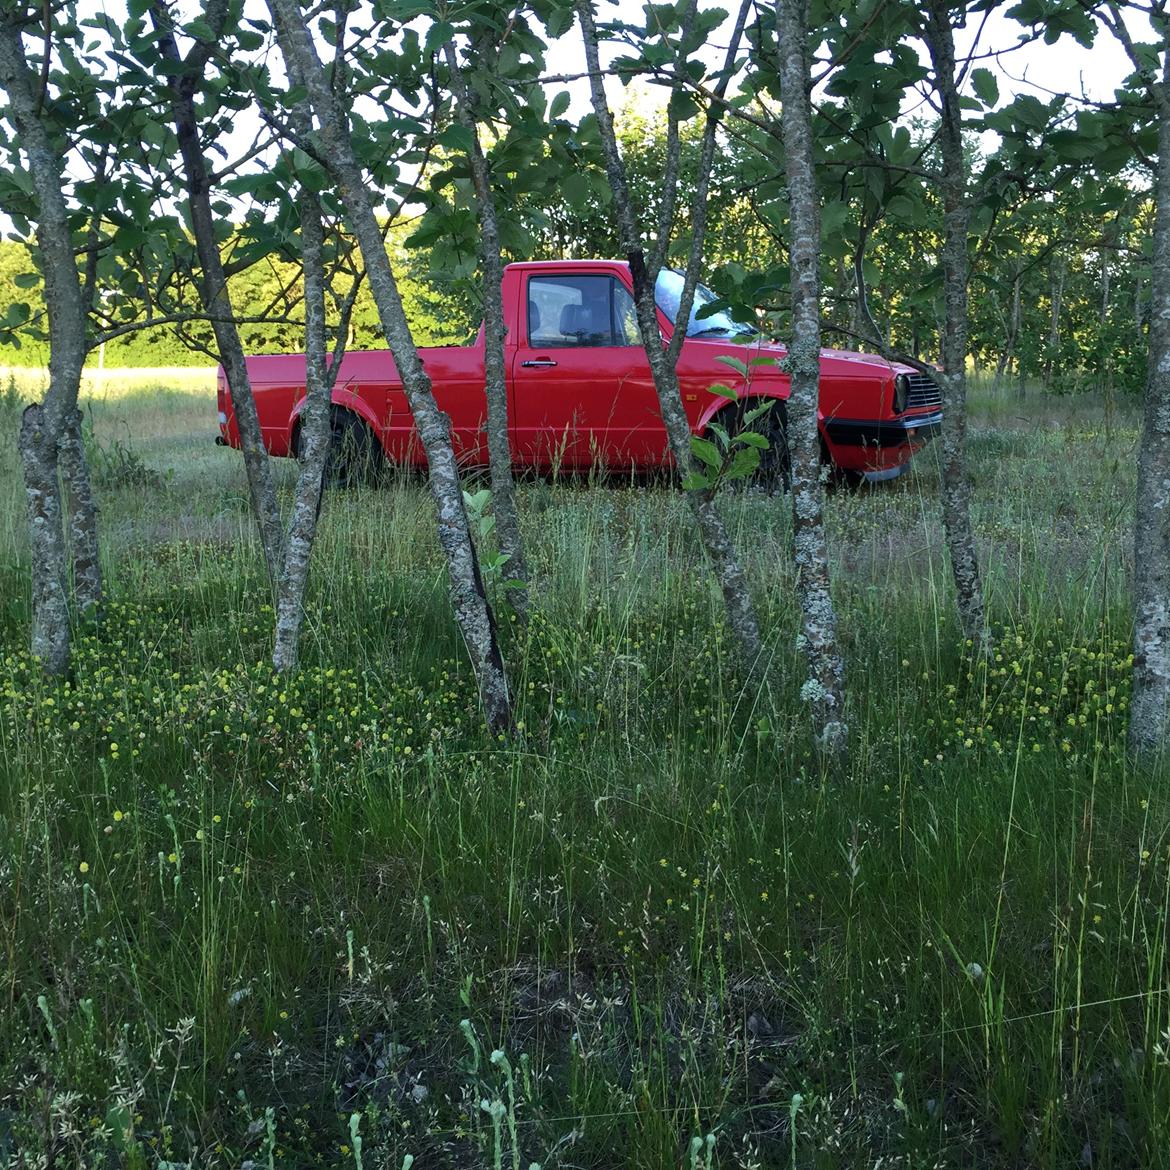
[325,408,382,487]
[713,398,790,490]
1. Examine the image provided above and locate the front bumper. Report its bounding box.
[823,411,943,449]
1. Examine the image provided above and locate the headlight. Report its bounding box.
[893,374,908,414]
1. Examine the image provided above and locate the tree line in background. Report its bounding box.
[2,0,1170,763]
[0,222,478,363]
[0,98,1155,401]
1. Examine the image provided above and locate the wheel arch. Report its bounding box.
[699,391,788,437]
[290,391,382,455]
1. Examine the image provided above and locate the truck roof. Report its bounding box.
[503,259,628,270]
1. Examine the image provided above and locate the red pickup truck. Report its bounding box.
[216,259,942,484]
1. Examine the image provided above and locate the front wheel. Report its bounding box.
[713,398,791,491]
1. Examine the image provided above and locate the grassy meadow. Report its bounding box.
[0,372,1166,1168]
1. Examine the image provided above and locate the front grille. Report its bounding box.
[905,373,942,410]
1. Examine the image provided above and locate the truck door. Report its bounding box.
[510,271,664,471]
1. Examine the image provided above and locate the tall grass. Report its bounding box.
[0,377,1165,1169]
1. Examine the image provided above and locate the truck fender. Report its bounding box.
[289,388,381,449]
[697,388,788,435]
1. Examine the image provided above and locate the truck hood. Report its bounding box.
[748,340,911,378]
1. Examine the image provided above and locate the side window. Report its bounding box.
[526,275,636,347]
[612,282,639,346]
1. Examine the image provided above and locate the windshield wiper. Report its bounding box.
[689,325,734,337]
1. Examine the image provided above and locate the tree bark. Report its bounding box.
[150,0,286,592]
[775,0,848,761]
[273,189,332,673]
[59,407,101,616]
[922,0,988,651]
[576,0,763,668]
[1129,28,1170,762]
[1101,252,1111,326]
[19,405,70,674]
[443,39,530,624]
[1045,254,1065,389]
[268,0,511,735]
[994,271,1021,396]
[0,18,92,673]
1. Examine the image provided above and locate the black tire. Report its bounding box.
[325,408,382,487]
[713,398,791,491]
[827,465,868,491]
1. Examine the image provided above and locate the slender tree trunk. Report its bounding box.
[848,255,868,346]
[576,0,763,668]
[922,0,988,651]
[59,407,101,615]
[268,0,511,734]
[0,19,93,673]
[1045,255,1065,389]
[273,190,332,673]
[994,272,1021,395]
[776,0,847,760]
[443,40,530,623]
[1101,252,1111,325]
[1129,40,1170,762]
[150,0,285,592]
[19,405,70,673]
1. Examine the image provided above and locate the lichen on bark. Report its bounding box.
[921,0,989,654]
[1,18,98,674]
[443,38,531,625]
[273,188,332,674]
[775,0,848,763]
[1124,7,1170,762]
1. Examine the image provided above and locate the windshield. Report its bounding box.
[653,269,758,338]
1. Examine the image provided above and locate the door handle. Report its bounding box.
[521,359,558,368]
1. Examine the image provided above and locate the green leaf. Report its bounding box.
[744,400,775,426]
[708,381,738,400]
[690,435,722,469]
[734,430,770,449]
[549,90,570,120]
[970,68,998,107]
[437,124,474,154]
[725,446,760,480]
[184,16,215,42]
[885,194,917,219]
[12,271,39,289]
[681,471,712,491]
[562,173,592,211]
[820,199,848,242]
[713,354,748,377]
[425,20,455,52]
[106,1103,134,1148]
[667,90,700,122]
[463,487,492,514]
